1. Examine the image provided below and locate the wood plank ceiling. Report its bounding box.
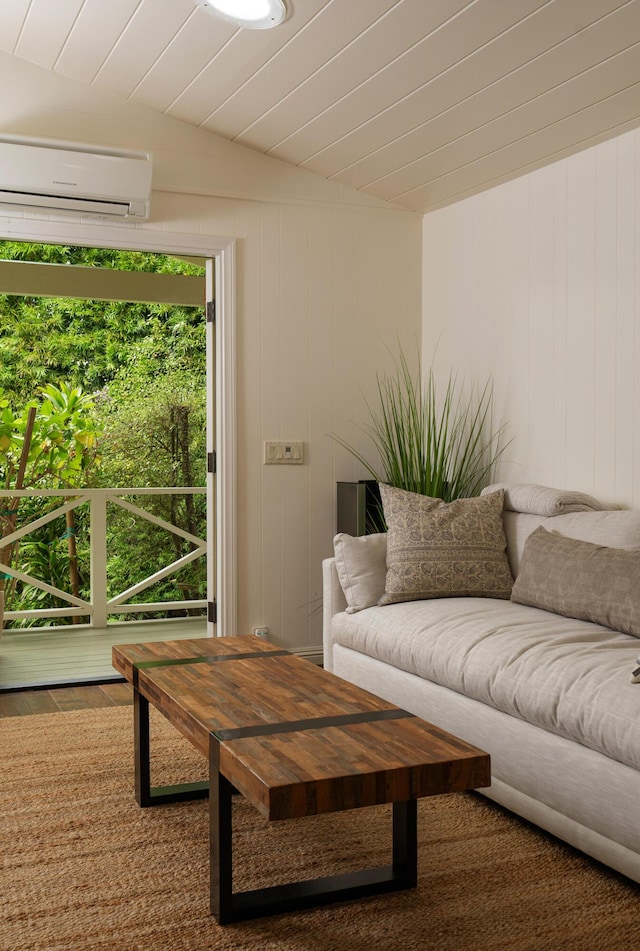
[2,0,640,213]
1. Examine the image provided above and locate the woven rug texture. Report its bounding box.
[1,706,639,951]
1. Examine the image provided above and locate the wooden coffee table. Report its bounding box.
[113,636,490,924]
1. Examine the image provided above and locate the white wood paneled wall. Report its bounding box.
[224,196,421,653]
[422,127,640,509]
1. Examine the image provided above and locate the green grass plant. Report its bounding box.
[332,350,508,519]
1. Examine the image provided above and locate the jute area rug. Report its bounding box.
[1,707,639,951]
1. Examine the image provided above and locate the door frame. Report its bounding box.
[0,215,237,637]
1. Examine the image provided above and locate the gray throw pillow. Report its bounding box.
[378,484,513,605]
[511,527,640,638]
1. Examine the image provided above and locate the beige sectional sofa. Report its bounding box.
[323,484,640,884]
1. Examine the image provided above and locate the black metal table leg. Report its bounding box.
[208,749,419,925]
[133,686,209,808]
[392,798,418,887]
[209,756,234,923]
[134,688,152,807]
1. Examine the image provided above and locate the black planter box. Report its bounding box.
[336,481,383,536]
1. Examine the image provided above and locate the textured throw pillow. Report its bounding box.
[333,532,387,613]
[378,484,513,605]
[511,527,640,638]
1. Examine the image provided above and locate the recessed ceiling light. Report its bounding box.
[193,0,287,29]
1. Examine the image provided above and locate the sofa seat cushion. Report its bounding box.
[331,599,640,771]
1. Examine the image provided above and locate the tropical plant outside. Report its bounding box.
[0,382,100,487]
[0,382,101,623]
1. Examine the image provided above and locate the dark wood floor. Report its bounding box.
[0,682,133,717]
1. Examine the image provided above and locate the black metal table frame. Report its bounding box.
[133,687,418,924]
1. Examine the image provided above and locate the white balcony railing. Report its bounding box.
[0,487,207,629]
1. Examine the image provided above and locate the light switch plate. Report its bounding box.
[264,440,304,464]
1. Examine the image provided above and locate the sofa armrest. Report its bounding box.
[322,557,346,672]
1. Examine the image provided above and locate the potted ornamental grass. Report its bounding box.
[332,349,509,531]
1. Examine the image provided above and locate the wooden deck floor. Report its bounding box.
[0,616,207,691]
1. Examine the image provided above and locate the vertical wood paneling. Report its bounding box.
[615,134,636,501]
[565,150,597,490]
[257,204,283,642]
[422,208,456,371]
[635,141,640,503]
[551,162,568,489]
[377,212,418,365]
[234,200,263,638]
[527,166,555,483]
[332,209,357,483]
[593,139,619,497]
[279,205,311,650]
[422,126,640,508]
[473,194,500,378]
[353,209,380,469]
[505,178,530,479]
[492,188,512,436]
[308,207,335,645]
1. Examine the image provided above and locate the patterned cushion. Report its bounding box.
[511,527,640,639]
[378,484,513,605]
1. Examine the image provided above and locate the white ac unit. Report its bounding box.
[0,135,152,219]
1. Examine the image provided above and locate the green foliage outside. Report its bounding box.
[0,381,100,487]
[0,241,207,628]
[94,370,207,612]
[0,241,205,400]
[0,382,101,622]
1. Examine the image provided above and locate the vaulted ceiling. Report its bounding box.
[2,0,640,213]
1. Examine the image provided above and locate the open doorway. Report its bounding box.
[0,235,225,688]
[0,217,236,640]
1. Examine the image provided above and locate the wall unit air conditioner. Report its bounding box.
[0,135,152,219]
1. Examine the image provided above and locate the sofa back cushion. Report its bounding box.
[504,509,640,576]
[511,526,640,638]
[331,487,640,616]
